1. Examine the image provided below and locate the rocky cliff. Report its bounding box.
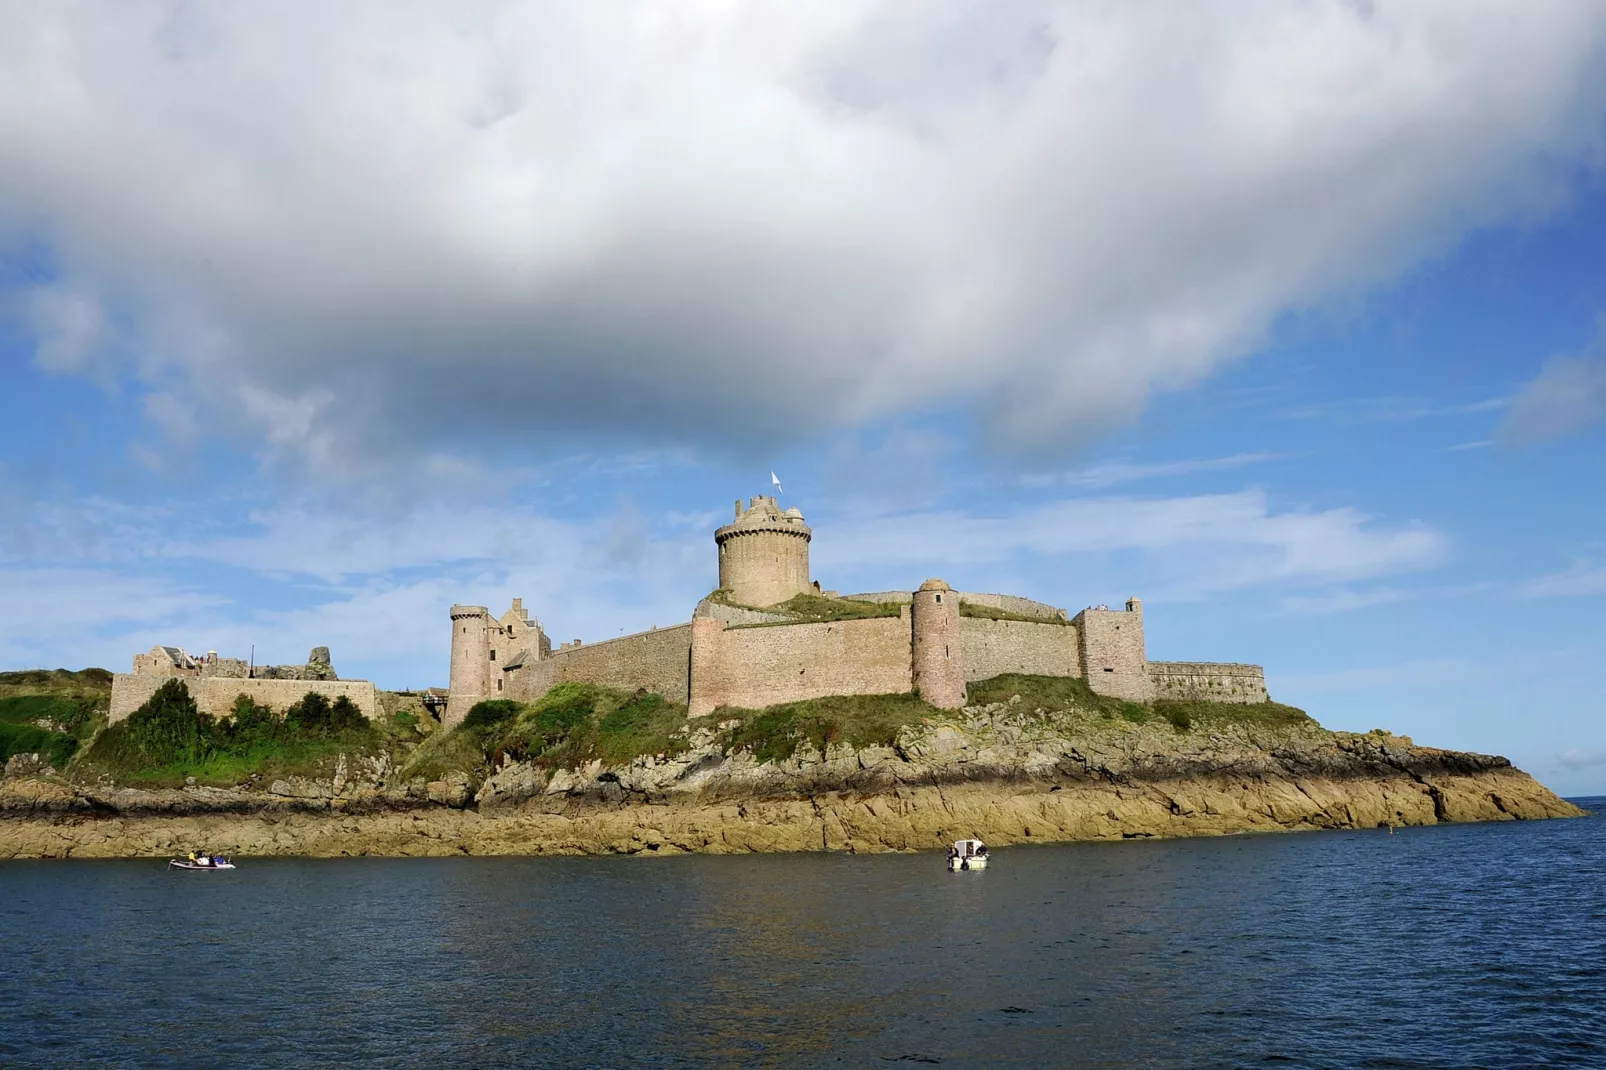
[0,699,1583,858]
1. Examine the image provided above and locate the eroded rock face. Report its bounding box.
[0,706,1586,859]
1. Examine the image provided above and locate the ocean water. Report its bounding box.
[1,801,1602,1069]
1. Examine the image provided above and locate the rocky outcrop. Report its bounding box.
[0,703,1584,858]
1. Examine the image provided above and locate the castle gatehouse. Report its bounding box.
[443,495,1268,727]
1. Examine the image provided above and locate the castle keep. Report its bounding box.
[443,495,1267,727]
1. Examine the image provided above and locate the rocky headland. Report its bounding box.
[0,696,1583,859]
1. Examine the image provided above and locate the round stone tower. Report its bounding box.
[911,578,965,709]
[714,496,812,607]
[445,604,491,728]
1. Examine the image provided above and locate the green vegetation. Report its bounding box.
[402,673,1323,778]
[768,594,901,622]
[963,674,1317,734]
[966,673,1104,713]
[80,679,386,787]
[714,691,938,763]
[958,602,1070,625]
[712,589,902,626]
[0,668,112,768]
[1153,697,1316,732]
[403,683,693,781]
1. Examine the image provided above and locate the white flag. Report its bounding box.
[771,471,783,493]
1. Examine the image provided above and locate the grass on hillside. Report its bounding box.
[966,673,1317,732]
[405,673,1325,781]
[0,667,114,701]
[713,691,938,763]
[0,668,113,768]
[402,683,693,782]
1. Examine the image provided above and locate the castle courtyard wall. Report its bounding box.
[1147,662,1268,703]
[516,624,693,706]
[109,675,380,723]
[688,615,914,715]
[958,617,1082,682]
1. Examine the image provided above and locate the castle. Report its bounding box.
[443,495,1268,727]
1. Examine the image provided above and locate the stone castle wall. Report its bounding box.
[688,614,914,715]
[958,617,1081,681]
[847,591,1067,621]
[1148,662,1268,703]
[1076,603,1151,703]
[109,675,380,723]
[517,625,694,706]
[958,593,1069,621]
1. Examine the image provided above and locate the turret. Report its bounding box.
[911,579,965,709]
[713,495,812,607]
[445,604,491,729]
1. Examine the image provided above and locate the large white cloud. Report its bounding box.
[3,1,1604,468]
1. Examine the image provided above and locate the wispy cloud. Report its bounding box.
[1557,748,1606,769]
[1518,561,1606,599]
[1285,396,1509,425]
[1500,323,1606,444]
[1020,452,1284,490]
[1277,587,1407,615]
[816,490,1446,597]
[1274,657,1483,694]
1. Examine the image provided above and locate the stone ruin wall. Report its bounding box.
[515,624,694,706]
[109,675,380,724]
[958,617,1081,682]
[688,614,914,716]
[1147,662,1268,703]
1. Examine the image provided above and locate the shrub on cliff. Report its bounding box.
[284,693,366,737]
[403,684,693,780]
[93,678,218,768]
[84,683,381,785]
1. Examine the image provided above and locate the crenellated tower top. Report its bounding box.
[714,496,812,607]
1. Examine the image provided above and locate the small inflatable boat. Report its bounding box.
[169,854,235,871]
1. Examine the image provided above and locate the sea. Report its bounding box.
[1,799,1602,1069]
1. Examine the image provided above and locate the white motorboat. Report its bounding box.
[169,854,235,871]
[947,839,989,871]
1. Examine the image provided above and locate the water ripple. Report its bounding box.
[0,799,1601,1068]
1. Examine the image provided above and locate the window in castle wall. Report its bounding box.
[490,650,496,660]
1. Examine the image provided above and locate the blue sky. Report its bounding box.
[2,3,1605,793]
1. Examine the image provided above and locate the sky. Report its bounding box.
[2,1,1605,793]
